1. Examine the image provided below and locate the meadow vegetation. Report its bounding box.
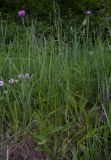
[0,10,111,160]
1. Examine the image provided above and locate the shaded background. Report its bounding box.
[0,0,110,18]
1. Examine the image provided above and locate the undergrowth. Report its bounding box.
[0,15,111,159]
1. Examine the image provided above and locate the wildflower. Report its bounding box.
[24,73,32,79]
[18,10,26,17]
[0,81,4,87]
[8,79,19,84]
[84,10,92,15]
[18,73,32,79]
[18,74,25,79]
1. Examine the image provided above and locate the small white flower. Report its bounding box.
[18,73,32,79]
[0,81,4,87]
[25,73,32,78]
[18,74,25,78]
[25,73,30,78]
[9,79,19,84]
[9,79,15,84]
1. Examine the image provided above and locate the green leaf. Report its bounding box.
[31,134,48,145]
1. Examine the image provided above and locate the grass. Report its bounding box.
[0,15,111,159]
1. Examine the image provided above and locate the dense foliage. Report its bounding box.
[0,17,111,159]
[0,0,111,159]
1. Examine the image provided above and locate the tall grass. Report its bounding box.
[0,16,111,159]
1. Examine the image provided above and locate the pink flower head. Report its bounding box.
[84,10,92,15]
[18,10,26,17]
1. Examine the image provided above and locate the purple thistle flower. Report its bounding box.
[84,10,92,15]
[18,10,26,17]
